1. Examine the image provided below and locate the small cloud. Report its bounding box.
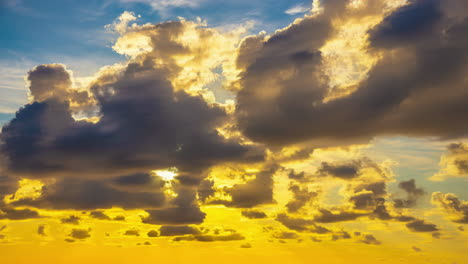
[241,210,267,219]
[61,215,81,225]
[70,228,91,240]
[89,211,111,220]
[240,243,252,248]
[412,246,422,252]
[124,229,140,236]
[285,4,311,15]
[37,224,46,236]
[147,230,159,237]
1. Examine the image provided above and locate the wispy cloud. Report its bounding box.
[284,4,310,15]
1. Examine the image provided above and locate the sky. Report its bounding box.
[0,0,468,263]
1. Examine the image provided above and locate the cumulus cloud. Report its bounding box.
[432,192,468,223]
[235,0,468,148]
[147,230,159,237]
[432,143,468,181]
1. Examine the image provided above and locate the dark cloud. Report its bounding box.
[197,179,215,203]
[12,178,166,210]
[276,213,330,234]
[240,243,252,248]
[331,231,351,241]
[394,179,425,208]
[113,215,125,221]
[241,210,267,219]
[61,215,80,225]
[147,230,159,237]
[89,211,111,220]
[369,0,443,48]
[286,184,319,213]
[173,232,244,242]
[359,234,381,245]
[112,173,166,192]
[70,228,91,239]
[406,220,439,232]
[1,61,262,179]
[142,186,205,225]
[314,209,365,223]
[0,175,18,203]
[211,165,278,208]
[287,169,306,181]
[37,224,46,236]
[0,207,40,220]
[159,226,201,236]
[316,161,361,179]
[26,64,91,110]
[235,0,468,148]
[272,231,299,240]
[432,192,468,223]
[412,246,422,252]
[124,229,140,236]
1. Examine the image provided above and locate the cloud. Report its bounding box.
[0,207,40,220]
[272,231,300,240]
[432,143,468,181]
[37,224,46,236]
[432,192,468,223]
[147,230,159,237]
[61,215,81,225]
[89,211,111,220]
[316,161,362,179]
[412,246,422,252]
[13,178,166,210]
[234,0,468,148]
[124,229,140,236]
[406,220,439,232]
[142,185,205,225]
[240,243,252,248]
[285,4,311,15]
[275,213,330,234]
[159,226,201,236]
[173,232,244,242]
[393,179,425,208]
[69,228,91,239]
[314,209,365,223]
[211,165,278,208]
[286,184,319,213]
[241,210,267,219]
[358,234,381,245]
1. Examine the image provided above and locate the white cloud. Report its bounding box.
[284,4,310,15]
